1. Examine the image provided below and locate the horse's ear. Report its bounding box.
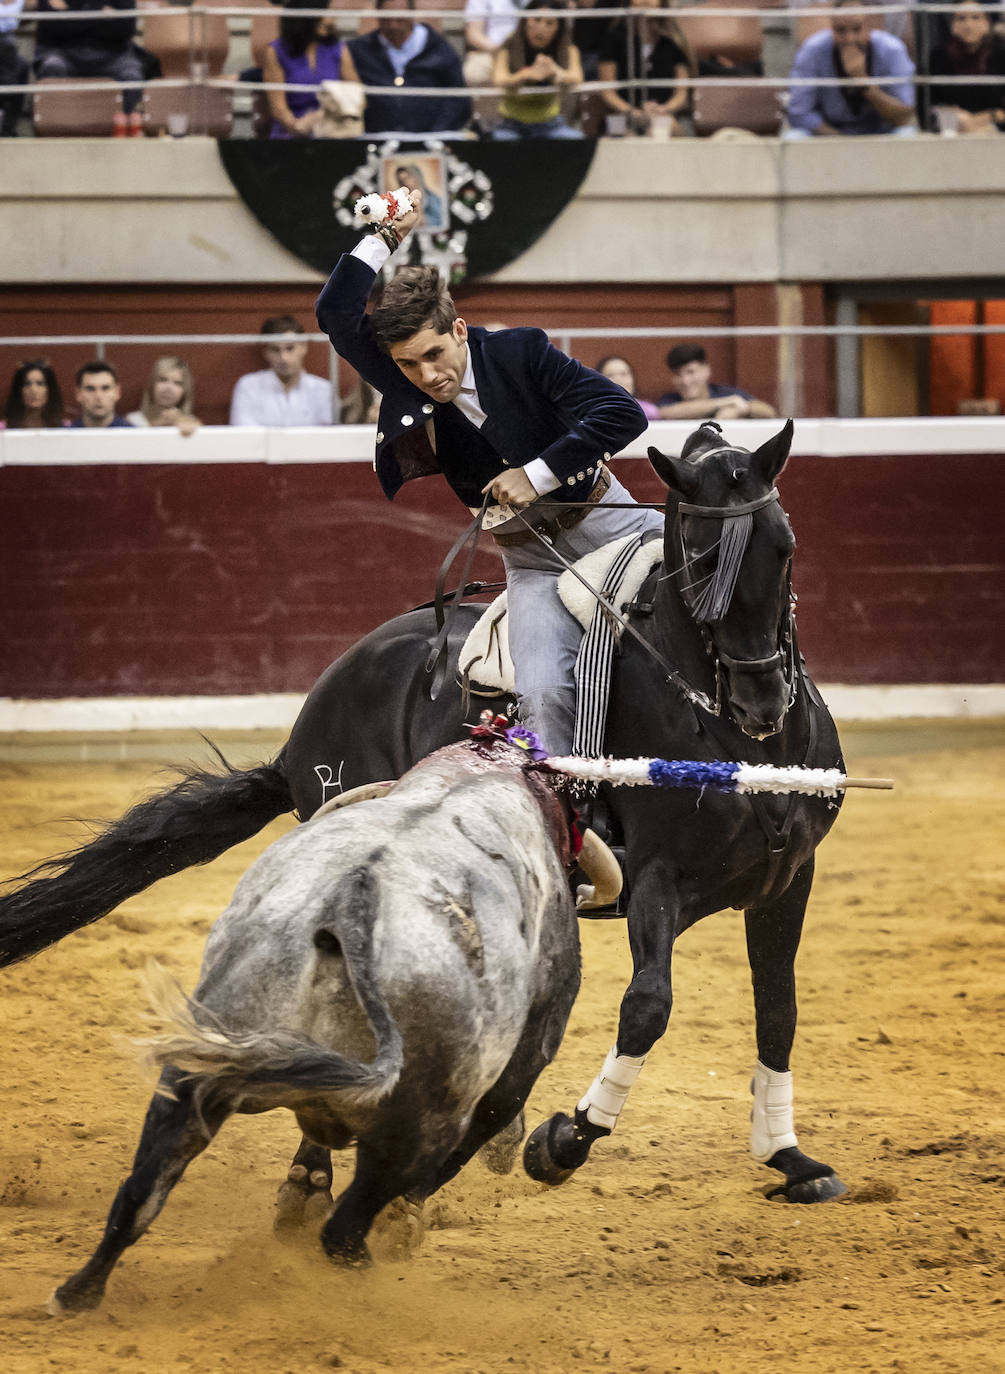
[753,419,794,484]
[647,446,702,498]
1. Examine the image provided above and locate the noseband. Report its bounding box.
[676,486,798,721]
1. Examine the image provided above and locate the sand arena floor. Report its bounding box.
[0,720,1003,1374]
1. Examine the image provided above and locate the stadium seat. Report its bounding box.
[142,82,234,137]
[33,78,122,137]
[692,83,784,137]
[141,8,231,79]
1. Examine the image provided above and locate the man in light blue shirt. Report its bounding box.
[786,0,916,137]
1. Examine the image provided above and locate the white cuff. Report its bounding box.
[523,457,560,495]
[351,236,393,272]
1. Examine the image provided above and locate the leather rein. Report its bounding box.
[425,486,799,727]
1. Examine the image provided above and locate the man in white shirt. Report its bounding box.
[229,315,334,427]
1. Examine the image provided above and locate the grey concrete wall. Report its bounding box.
[3,136,1004,285]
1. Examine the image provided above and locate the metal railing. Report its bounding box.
[3,5,1004,115]
[5,320,1005,419]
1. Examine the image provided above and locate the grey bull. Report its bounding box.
[50,740,582,1314]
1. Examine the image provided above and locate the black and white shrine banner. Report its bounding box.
[218,139,597,285]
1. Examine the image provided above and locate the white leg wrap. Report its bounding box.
[749,1060,798,1163]
[577,1047,647,1132]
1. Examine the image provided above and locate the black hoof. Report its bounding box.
[47,1281,103,1316]
[784,1172,848,1204]
[523,1111,605,1186]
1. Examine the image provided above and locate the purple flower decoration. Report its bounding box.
[505,724,548,760]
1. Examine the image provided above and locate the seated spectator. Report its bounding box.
[1,359,67,429]
[785,0,916,138]
[340,378,381,424]
[263,0,358,140]
[1,0,27,138]
[71,361,133,428]
[598,0,693,137]
[658,344,776,421]
[463,0,520,87]
[596,354,660,420]
[35,0,145,118]
[568,0,619,83]
[492,0,585,141]
[126,356,201,436]
[928,0,1005,133]
[348,0,471,137]
[230,315,333,427]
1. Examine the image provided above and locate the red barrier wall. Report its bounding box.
[1,453,1001,697]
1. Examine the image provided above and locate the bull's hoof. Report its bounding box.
[523,1112,600,1186]
[782,1172,848,1204]
[371,1198,424,1260]
[275,1165,333,1238]
[478,1112,525,1176]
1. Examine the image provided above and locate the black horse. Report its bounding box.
[1,420,848,1207]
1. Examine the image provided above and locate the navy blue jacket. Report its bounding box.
[316,251,648,506]
[347,28,471,134]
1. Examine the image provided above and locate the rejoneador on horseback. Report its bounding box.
[314,185,663,757]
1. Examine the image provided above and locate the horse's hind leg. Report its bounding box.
[50,1071,229,1315]
[275,1137,334,1237]
[746,857,847,1203]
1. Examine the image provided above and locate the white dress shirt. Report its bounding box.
[229,369,333,427]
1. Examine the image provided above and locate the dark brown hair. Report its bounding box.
[3,359,65,428]
[504,0,572,73]
[370,266,457,351]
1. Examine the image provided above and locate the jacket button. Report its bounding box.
[422,403,434,414]
[401,415,413,426]
[376,432,384,443]
[603,452,611,461]
[576,471,585,481]
[566,476,576,486]
[587,465,594,474]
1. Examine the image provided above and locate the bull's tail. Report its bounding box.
[0,752,293,968]
[142,867,404,1115]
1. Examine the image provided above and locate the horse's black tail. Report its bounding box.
[0,753,293,968]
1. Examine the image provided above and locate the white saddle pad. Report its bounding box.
[458,535,663,694]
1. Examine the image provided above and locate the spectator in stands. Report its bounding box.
[347,0,471,137]
[568,0,620,83]
[126,356,202,436]
[1,359,67,429]
[785,0,916,137]
[927,0,1005,133]
[0,0,27,137]
[491,0,585,140]
[657,344,776,420]
[230,315,333,426]
[596,354,660,420]
[340,378,382,424]
[263,0,358,139]
[71,361,133,428]
[597,0,694,136]
[34,0,145,117]
[463,0,520,87]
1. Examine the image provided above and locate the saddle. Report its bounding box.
[458,533,664,697]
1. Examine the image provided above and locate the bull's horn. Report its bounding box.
[575,829,623,911]
[309,780,396,821]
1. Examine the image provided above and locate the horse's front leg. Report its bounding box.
[525,859,675,1185]
[746,856,847,1203]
